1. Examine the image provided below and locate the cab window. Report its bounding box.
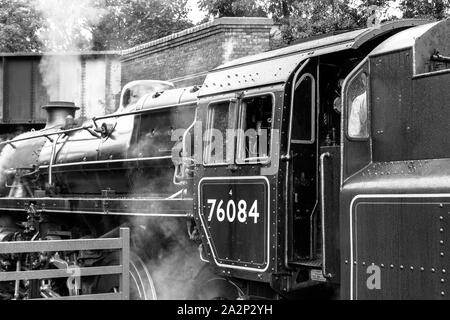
[292,74,315,143]
[121,85,147,111]
[347,67,369,139]
[204,101,236,165]
[237,95,273,163]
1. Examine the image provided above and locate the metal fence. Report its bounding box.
[0,228,130,300]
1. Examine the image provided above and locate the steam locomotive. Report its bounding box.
[0,18,449,300]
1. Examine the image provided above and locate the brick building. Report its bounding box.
[121,17,275,88]
[0,52,121,127]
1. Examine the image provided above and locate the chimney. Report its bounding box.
[42,101,80,129]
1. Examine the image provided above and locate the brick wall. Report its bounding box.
[121,17,274,88]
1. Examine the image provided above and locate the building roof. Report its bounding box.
[0,51,120,57]
[121,17,274,57]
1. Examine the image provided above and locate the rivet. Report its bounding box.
[443,269,447,274]
[432,268,436,273]
[442,292,445,296]
[362,262,366,266]
[441,240,445,245]
[441,279,445,283]
[381,264,385,268]
[345,260,349,264]
[421,267,425,272]
[410,266,414,271]
[440,204,444,208]
[441,252,445,257]
[440,228,444,232]
[354,261,357,265]
[440,216,444,220]
[390,264,394,269]
[400,265,404,270]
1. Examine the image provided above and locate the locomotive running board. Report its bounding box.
[0,197,193,217]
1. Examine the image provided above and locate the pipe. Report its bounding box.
[320,152,333,279]
[431,53,450,63]
[48,134,64,186]
[13,260,21,300]
[0,125,95,148]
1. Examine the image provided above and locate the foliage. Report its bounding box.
[0,0,42,52]
[400,0,450,20]
[267,0,398,44]
[1,0,450,52]
[198,0,450,45]
[198,0,267,18]
[92,0,193,50]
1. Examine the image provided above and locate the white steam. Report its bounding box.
[222,38,236,63]
[35,0,107,117]
[39,55,82,106]
[35,0,103,52]
[132,216,207,300]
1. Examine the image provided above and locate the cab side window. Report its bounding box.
[237,95,273,163]
[204,101,236,165]
[292,74,315,143]
[347,69,369,139]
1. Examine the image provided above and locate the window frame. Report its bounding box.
[344,60,370,141]
[291,72,317,145]
[203,99,238,167]
[236,93,276,166]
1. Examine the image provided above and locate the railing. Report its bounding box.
[0,100,196,149]
[0,125,99,149]
[0,228,130,300]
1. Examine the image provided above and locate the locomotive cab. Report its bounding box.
[340,19,450,300]
[192,19,431,299]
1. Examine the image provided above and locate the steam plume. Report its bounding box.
[34,0,106,114]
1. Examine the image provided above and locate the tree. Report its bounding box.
[198,0,268,18]
[400,0,450,20]
[92,0,194,50]
[0,0,42,52]
[267,0,407,45]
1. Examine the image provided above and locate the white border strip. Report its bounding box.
[349,193,450,300]
[40,156,172,169]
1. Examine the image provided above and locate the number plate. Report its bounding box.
[199,178,270,271]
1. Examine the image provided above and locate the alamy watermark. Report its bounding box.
[171,121,280,175]
[366,264,381,290]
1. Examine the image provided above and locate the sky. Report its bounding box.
[187,0,208,24]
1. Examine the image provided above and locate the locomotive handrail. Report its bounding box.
[431,51,450,63]
[0,125,97,148]
[174,109,198,186]
[93,101,195,122]
[320,152,333,279]
[0,101,196,151]
[48,134,66,186]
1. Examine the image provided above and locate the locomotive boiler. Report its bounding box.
[1,18,450,300]
[0,80,200,299]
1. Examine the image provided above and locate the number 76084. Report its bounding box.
[207,199,260,224]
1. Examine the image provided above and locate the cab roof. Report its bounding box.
[369,19,450,76]
[199,19,428,98]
